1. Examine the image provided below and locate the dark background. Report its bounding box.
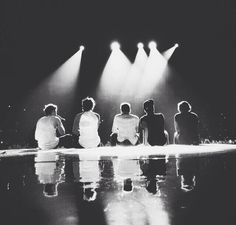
[0,0,236,147]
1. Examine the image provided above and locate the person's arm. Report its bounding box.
[160,114,165,131]
[194,114,200,144]
[55,117,65,136]
[139,119,148,145]
[135,117,140,138]
[143,126,149,145]
[174,115,180,133]
[72,113,82,136]
[112,116,118,133]
[35,120,39,141]
[95,113,101,128]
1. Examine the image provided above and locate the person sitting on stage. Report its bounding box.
[139,99,168,146]
[35,103,72,150]
[72,97,101,148]
[174,101,200,145]
[110,102,139,146]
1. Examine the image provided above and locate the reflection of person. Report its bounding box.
[83,187,97,201]
[35,103,72,150]
[139,156,167,195]
[176,157,198,192]
[110,102,139,146]
[34,152,64,197]
[139,157,167,179]
[123,178,133,192]
[139,99,168,146]
[72,97,101,148]
[174,101,200,145]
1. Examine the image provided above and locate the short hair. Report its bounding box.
[82,97,95,111]
[178,101,191,113]
[43,103,57,116]
[144,99,154,113]
[120,102,131,114]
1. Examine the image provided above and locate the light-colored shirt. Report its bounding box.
[73,111,101,148]
[35,116,62,150]
[112,113,139,145]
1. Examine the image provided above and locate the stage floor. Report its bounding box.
[1,143,236,159]
[0,144,236,225]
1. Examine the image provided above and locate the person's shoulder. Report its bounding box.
[37,116,45,121]
[36,116,45,123]
[130,114,139,119]
[114,113,122,118]
[190,112,199,119]
[156,113,164,118]
[174,113,181,119]
[174,112,181,117]
[93,112,100,118]
[75,112,83,118]
[140,114,147,120]
[53,116,62,122]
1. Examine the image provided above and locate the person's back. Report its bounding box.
[72,97,101,148]
[174,101,199,145]
[35,116,59,150]
[35,103,73,150]
[140,113,166,146]
[139,99,167,146]
[111,102,139,146]
[113,113,139,145]
[79,111,100,148]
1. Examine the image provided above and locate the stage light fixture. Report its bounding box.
[174,43,179,48]
[80,45,85,51]
[137,42,144,48]
[148,41,157,49]
[110,41,120,51]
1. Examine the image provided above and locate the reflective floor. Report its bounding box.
[0,145,236,225]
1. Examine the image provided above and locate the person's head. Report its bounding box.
[83,188,97,201]
[120,102,131,114]
[43,183,58,197]
[82,97,96,112]
[146,179,158,194]
[144,99,155,114]
[123,178,133,192]
[43,103,57,116]
[178,101,191,113]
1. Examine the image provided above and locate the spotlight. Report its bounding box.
[110,41,120,51]
[80,45,85,51]
[137,42,144,48]
[174,43,179,48]
[148,41,157,49]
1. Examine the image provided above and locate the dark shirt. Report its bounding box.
[140,113,166,146]
[174,112,199,145]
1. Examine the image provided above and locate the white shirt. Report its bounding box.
[35,116,59,150]
[78,111,101,148]
[112,113,139,145]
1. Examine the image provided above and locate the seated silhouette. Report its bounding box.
[174,101,200,145]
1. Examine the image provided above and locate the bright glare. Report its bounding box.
[121,46,148,100]
[137,42,144,48]
[97,47,131,101]
[80,45,85,51]
[162,44,179,61]
[47,49,83,96]
[148,41,157,49]
[110,41,121,51]
[104,177,170,225]
[136,46,167,99]
[174,43,179,48]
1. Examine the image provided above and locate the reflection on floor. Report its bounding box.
[0,144,236,225]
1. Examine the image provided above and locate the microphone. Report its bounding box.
[57,114,66,121]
